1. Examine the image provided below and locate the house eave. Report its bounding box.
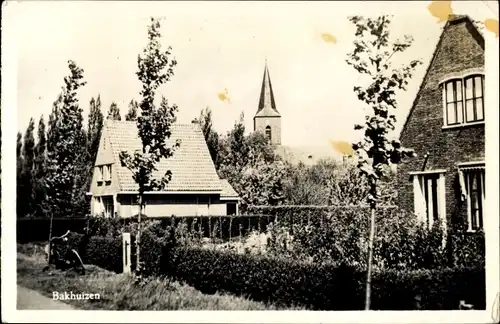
[408,169,447,175]
[220,197,241,201]
[456,161,485,167]
[116,190,223,195]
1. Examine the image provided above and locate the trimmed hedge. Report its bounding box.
[369,267,486,310]
[165,247,361,310]
[82,235,123,273]
[164,247,486,310]
[56,232,124,274]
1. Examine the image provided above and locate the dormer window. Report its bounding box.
[443,74,484,127]
[97,164,112,186]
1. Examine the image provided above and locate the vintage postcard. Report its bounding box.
[1,0,499,323]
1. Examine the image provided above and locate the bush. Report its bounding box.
[246,206,473,270]
[369,266,486,310]
[165,246,485,310]
[166,247,361,310]
[81,235,123,273]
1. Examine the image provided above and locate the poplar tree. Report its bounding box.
[19,118,36,217]
[33,116,47,217]
[16,132,24,218]
[87,95,104,193]
[197,107,219,165]
[45,60,87,219]
[119,17,180,275]
[346,15,421,309]
[107,102,122,121]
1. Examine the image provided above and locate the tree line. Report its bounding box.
[17,89,385,219]
[16,67,142,218]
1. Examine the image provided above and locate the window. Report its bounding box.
[227,203,237,215]
[265,125,272,142]
[458,165,485,231]
[412,172,446,229]
[443,74,484,127]
[104,165,112,183]
[445,79,463,125]
[97,166,104,185]
[464,75,484,123]
[102,196,114,218]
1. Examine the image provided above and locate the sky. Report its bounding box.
[13,0,498,147]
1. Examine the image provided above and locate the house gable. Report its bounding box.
[396,15,485,228]
[400,15,484,140]
[94,127,115,166]
[89,127,121,196]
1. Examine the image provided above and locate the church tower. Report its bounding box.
[253,61,281,145]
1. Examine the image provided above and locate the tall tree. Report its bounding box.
[125,99,139,121]
[346,15,421,309]
[87,95,104,165]
[16,132,24,218]
[45,60,87,220]
[107,101,122,121]
[33,116,47,217]
[197,107,219,165]
[119,17,180,275]
[18,118,36,217]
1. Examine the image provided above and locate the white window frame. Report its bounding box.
[97,166,104,183]
[103,197,114,218]
[458,162,485,232]
[411,170,447,231]
[104,164,112,182]
[441,73,485,129]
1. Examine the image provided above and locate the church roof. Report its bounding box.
[255,62,280,118]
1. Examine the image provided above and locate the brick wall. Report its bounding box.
[396,17,485,228]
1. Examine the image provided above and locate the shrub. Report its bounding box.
[165,246,485,310]
[369,266,486,310]
[82,235,123,273]
[247,205,454,270]
[166,247,361,310]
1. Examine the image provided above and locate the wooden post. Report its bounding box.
[122,233,131,274]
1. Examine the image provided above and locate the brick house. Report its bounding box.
[397,15,485,234]
[88,120,240,218]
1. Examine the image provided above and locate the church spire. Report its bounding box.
[255,60,280,117]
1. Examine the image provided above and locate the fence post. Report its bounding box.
[122,232,131,274]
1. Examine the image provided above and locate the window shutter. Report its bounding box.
[438,173,447,233]
[413,176,425,222]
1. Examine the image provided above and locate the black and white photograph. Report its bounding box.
[1,0,499,323]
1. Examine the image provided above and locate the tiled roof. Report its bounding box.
[219,179,240,199]
[255,62,281,118]
[105,120,223,192]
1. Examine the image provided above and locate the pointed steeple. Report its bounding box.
[255,60,280,117]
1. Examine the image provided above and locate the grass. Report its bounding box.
[17,243,301,310]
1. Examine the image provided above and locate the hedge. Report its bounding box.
[54,232,124,274]
[163,247,485,310]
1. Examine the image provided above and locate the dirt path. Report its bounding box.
[17,285,76,310]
